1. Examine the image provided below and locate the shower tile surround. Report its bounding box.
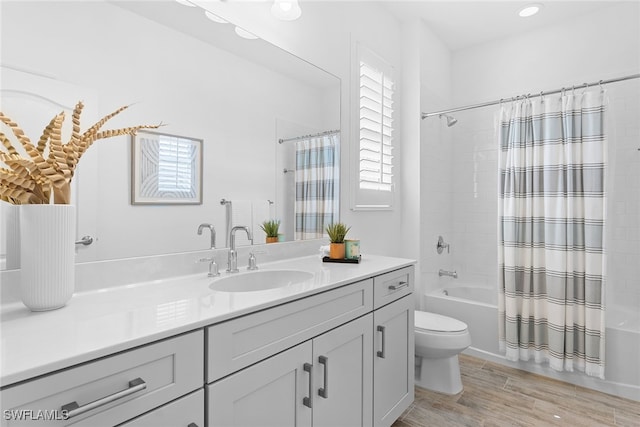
[420,81,640,400]
[427,81,640,312]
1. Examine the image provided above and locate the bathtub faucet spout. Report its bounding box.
[439,269,458,279]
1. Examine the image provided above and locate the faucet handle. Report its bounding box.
[198,257,220,277]
[437,236,450,254]
[247,252,258,271]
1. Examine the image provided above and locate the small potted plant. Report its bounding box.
[260,219,281,243]
[326,222,351,259]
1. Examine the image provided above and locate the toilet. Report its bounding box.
[414,310,471,395]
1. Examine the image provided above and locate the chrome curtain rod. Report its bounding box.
[278,129,340,144]
[421,73,640,119]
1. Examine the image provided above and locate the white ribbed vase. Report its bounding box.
[3,203,21,269]
[20,204,76,311]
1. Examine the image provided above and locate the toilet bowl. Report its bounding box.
[414,310,471,395]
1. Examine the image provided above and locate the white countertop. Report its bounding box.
[0,254,414,387]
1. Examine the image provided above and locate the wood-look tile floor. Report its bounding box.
[393,354,640,427]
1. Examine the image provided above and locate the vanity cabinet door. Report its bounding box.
[207,341,312,427]
[119,389,204,427]
[312,313,373,427]
[373,295,414,427]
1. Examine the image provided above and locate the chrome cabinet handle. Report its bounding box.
[61,378,146,419]
[318,356,329,399]
[377,325,386,358]
[303,363,313,408]
[388,281,408,291]
[187,424,199,427]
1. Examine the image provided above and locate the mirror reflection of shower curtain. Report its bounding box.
[295,134,340,240]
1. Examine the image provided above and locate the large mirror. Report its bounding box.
[0,0,340,270]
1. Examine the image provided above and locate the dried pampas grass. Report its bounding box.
[0,102,160,204]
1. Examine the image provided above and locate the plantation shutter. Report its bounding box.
[352,45,395,210]
[158,135,195,193]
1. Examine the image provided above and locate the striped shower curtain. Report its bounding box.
[498,90,607,379]
[295,134,339,240]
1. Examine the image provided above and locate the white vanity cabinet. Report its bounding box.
[208,341,313,426]
[372,267,415,427]
[119,389,204,427]
[0,260,415,427]
[310,314,373,427]
[373,296,414,426]
[208,315,373,427]
[206,265,414,427]
[206,279,374,427]
[0,331,203,427]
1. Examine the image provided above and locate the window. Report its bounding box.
[352,44,395,210]
[157,135,196,193]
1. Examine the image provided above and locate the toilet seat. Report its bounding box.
[415,311,467,333]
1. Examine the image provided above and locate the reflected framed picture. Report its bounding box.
[131,131,203,205]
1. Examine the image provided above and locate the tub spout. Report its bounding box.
[439,269,458,279]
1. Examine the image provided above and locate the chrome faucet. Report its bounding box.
[197,223,217,249]
[227,226,253,273]
[197,223,219,277]
[438,269,458,279]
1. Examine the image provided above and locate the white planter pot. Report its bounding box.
[20,204,76,311]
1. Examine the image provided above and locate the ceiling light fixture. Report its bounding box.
[271,0,302,21]
[234,26,259,40]
[204,10,228,24]
[518,4,542,17]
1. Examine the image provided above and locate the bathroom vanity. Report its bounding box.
[0,255,415,427]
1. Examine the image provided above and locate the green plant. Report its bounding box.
[260,219,280,237]
[326,222,350,243]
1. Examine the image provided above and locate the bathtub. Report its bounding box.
[424,285,640,401]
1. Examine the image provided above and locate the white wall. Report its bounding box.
[452,3,640,105]
[443,2,640,309]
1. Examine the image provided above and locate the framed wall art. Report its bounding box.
[131,131,203,205]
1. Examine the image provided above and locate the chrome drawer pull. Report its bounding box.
[187,423,199,427]
[388,281,408,291]
[303,363,313,408]
[318,356,329,399]
[61,377,146,419]
[377,325,386,358]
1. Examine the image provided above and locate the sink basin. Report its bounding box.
[209,270,314,293]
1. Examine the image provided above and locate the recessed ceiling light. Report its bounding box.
[234,26,258,40]
[271,0,302,21]
[519,4,542,17]
[205,10,228,24]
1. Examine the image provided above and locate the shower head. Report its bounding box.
[440,114,458,127]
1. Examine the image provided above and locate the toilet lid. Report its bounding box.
[415,311,468,332]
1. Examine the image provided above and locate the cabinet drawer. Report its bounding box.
[120,389,204,427]
[373,266,414,309]
[207,279,373,382]
[1,331,203,427]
